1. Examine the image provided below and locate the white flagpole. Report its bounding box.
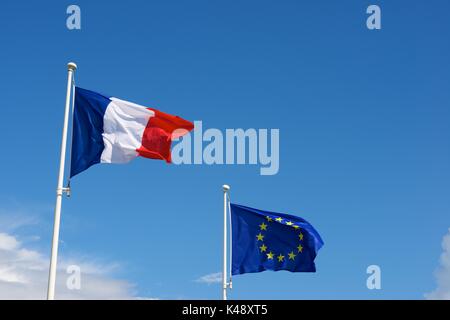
[47,62,77,300]
[222,184,230,300]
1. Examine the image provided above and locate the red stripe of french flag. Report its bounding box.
[137,107,194,162]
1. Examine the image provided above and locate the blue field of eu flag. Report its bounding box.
[231,204,324,276]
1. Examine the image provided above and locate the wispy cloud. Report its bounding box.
[0,231,138,299]
[0,200,156,299]
[425,228,450,300]
[0,208,40,232]
[195,272,222,285]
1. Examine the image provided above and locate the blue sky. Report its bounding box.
[0,0,449,299]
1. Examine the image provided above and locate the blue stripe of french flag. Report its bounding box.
[70,87,194,177]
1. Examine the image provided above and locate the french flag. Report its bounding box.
[70,87,194,177]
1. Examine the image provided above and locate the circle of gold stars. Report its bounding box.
[256,215,304,263]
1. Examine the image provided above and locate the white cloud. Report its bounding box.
[425,228,450,300]
[0,231,138,299]
[0,203,163,300]
[0,233,19,251]
[195,272,222,285]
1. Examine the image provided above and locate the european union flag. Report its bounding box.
[231,204,324,275]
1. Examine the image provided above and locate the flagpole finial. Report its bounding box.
[67,62,77,71]
[223,184,230,192]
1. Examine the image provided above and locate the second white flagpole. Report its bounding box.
[223,184,230,300]
[47,62,77,300]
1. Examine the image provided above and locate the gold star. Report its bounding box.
[275,217,283,222]
[267,251,274,260]
[259,244,267,252]
[277,254,285,262]
[297,244,303,253]
[256,233,264,241]
[299,233,304,241]
[293,225,300,229]
[259,222,267,231]
[286,221,293,226]
[288,251,296,260]
[266,216,273,222]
